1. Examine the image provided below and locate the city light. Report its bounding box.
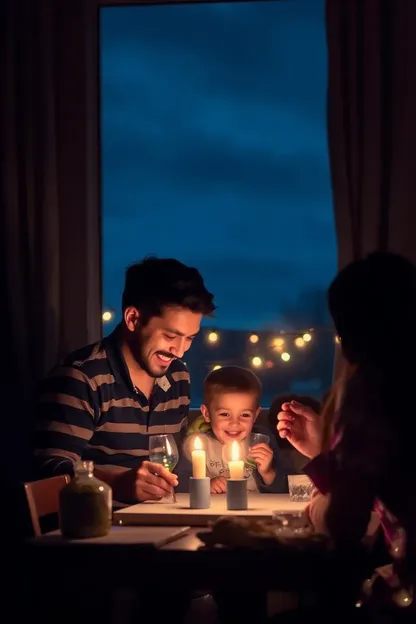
[249,334,259,344]
[251,356,263,368]
[281,352,291,362]
[294,337,305,348]
[302,332,312,342]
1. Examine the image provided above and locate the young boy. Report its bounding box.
[179,366,287,493]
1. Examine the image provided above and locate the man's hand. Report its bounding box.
[210,476,227,493]
[247,442,275,484]
[277,400,322,459]
[112,461,178,503]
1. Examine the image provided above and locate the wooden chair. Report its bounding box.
[23,474,70,537]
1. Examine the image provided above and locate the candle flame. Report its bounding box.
[231,440,239,461]
[194,436,202,451]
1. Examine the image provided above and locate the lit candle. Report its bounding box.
[191,436,206,479]
[228,440,245,480]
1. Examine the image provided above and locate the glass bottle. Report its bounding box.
[59,460,112,539]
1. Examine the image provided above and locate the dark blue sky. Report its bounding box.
[100,0,336,331]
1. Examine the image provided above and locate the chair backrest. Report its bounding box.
[23,475,71,537]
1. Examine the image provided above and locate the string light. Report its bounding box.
[294,337,305,348]
[193,327,336,371]
[207,331,219,344]
[271,337,285,351]
[102,310,114,322]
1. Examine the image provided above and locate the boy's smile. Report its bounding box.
[223,429,243,440]
[201,391,260,445]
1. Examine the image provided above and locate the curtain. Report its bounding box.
[326,0,416,269]
[326,0,416,381]
[0,0,101,489]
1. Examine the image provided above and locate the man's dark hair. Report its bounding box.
[122,256,216,323]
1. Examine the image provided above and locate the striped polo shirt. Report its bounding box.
[34,325,190,477]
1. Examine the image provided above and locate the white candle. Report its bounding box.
[191,436,206,479]
[228,440,244,480]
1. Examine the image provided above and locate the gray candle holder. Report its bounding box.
[189,477,211,509]
[226,479,247,510]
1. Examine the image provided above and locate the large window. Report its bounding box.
[100,0,337,407]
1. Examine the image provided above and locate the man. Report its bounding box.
[34,256,215,503]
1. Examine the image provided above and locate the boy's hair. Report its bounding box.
[122,256,216,325]
[203,365,262,406]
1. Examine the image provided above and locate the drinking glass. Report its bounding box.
[287,474,313,502]
[246,432,270,469]
[149,434,179,503]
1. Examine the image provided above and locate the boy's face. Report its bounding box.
[201,392,260,444]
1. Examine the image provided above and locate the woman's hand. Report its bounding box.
[277,400,322,458]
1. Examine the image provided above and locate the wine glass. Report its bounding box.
[246,432,270,469]
[149,434,179,503]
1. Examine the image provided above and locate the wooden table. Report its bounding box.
[114,492,306,526]
[20,494,373,623]
[22,494,370,588]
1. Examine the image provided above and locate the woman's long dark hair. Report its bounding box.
[320,359,356,452]
[326,252,416,448]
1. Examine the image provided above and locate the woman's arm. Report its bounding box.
[308,486,381,546]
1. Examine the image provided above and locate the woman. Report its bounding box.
[278,252,416,619]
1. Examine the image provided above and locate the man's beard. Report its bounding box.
[130,331,173,378]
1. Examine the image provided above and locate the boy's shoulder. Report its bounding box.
[187,414,211,435]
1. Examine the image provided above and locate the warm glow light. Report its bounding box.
[192,436,206,478]
[208,331,219,343]
[231,440,239,461]
[249,334,259,344]
[281,352,291,362]
[102,310,113,322]
[251,356,262,368]
[265,360,274,369]
[228,440,245,479]
[294,337,305,348]
[271,337,285,350]
[303,332,312,342]
[212,365,222,371]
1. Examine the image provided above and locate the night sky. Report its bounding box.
[100,0,336,333]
